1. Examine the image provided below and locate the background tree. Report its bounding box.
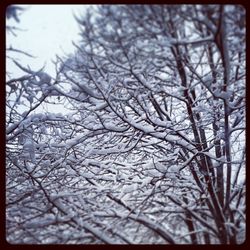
[6,5,245,244]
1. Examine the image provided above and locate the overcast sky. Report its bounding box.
[6,5,92,113]
[7,4,90,78]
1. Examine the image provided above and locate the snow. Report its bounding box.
[52,197,117,244]
[6,4,245,245]
[155,161,168,173]
[141,177,152,187]
[25,216,56,228]
[122,183,138,193]
[42,159,50,167]
[145,169,163,178]
[23,140,34,150]
[167,165,181,173]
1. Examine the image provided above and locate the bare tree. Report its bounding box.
[6,5,245,244]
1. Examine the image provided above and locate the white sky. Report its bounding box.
[6,4,90,78]
[6,5,92,113]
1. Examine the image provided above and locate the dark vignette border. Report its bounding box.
[0,0,248,250]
